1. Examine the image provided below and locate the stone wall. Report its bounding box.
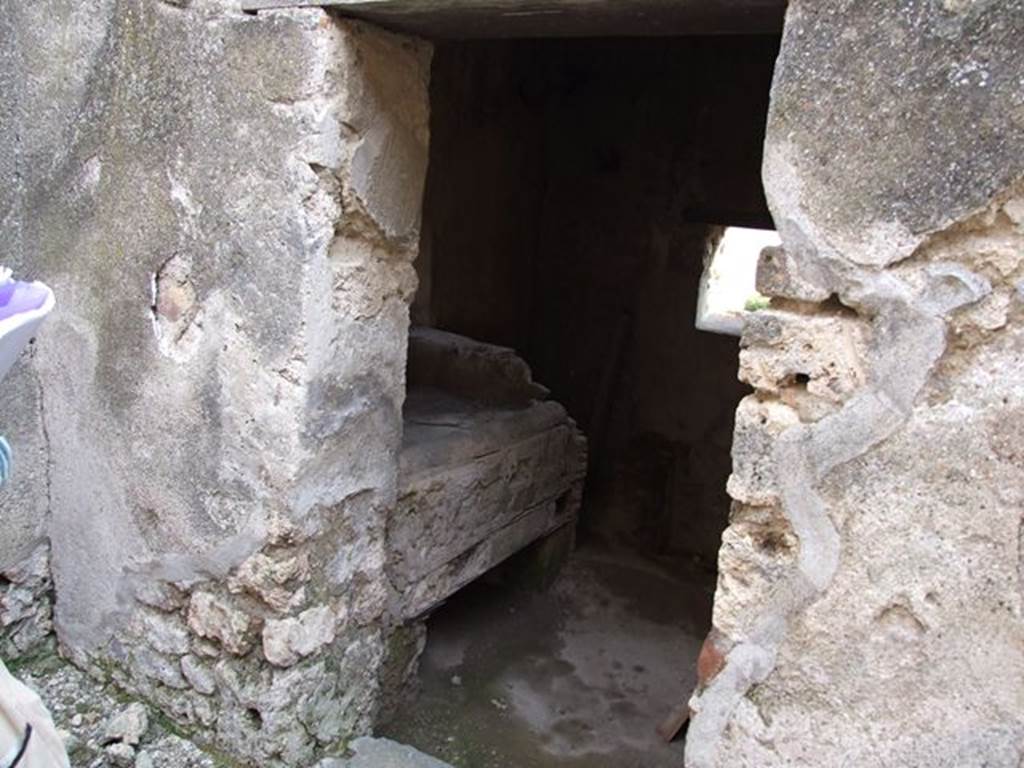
[1,2,432,764]
[688,2,1024,765]
[5,0,1021,764]
[0,543,54,661]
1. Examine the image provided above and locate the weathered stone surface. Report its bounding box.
[688,1,1024,765]
[187,592,255,657]
[105,742,137,767]
[16,657,219,767]
[763,0,1024,268]
[739,309,870,421]
[179,655,217,696]
[0,362,50,576]
[0,542,54,659]
[324,736,452,768]
[104,703,150,747]
[262,605,337,668]
[755,246,832,303]
[1,2,433,761]
[725,397,800,507]
[712,504,797,642]
[142,612,191,656]
[228,552,309,613]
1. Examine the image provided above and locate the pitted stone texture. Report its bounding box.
[740,310,870,421]
[714,331,1024,766]
[726,397,800,507]
[187,592,256,657]
[691,0,1024,761]
[763,0,1024,267]
[712,504,798,643]
[228,552,309,614]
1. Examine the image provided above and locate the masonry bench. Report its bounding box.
[392,328,587,618]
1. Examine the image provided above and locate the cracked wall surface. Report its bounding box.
[687,2,1024,766]
[1,1,431,764]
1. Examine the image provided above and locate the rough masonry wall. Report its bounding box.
[688,2,1024,766]
[1,2,431,764]
[421,38,777,562]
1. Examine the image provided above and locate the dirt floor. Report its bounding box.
[381,544,715,768]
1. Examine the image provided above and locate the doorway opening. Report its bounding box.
[387,34,779,767]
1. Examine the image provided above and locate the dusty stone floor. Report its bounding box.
[8,544,712,768]
[381,544,714,768]
[10,651,222,767]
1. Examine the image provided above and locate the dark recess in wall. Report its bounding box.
[416,36,778,565]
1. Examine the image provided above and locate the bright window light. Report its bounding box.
[695,227,780,336]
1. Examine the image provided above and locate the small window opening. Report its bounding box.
[696,226,781,336]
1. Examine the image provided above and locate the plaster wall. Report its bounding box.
[688,2,1024,765]
[0,2,432,763]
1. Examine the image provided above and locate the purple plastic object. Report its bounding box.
[0,268,55,384]
[0,280,49,322]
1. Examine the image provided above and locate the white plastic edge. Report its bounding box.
[0,283,56,384]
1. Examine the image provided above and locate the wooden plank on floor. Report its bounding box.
[240,0,787,38]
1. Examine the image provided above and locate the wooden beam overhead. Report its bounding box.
[241,0,788,38]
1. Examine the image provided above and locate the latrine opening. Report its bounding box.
[387,35,779,767]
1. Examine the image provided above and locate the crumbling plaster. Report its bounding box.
[688,1,1024,765]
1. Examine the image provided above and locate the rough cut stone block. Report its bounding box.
[262,605,337,668]
[755,246,832,303]
[740,309,869,420]
[0,543,54,659]
[712,504,798,642]
[186,593,255,657]
[726,396,800,507]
